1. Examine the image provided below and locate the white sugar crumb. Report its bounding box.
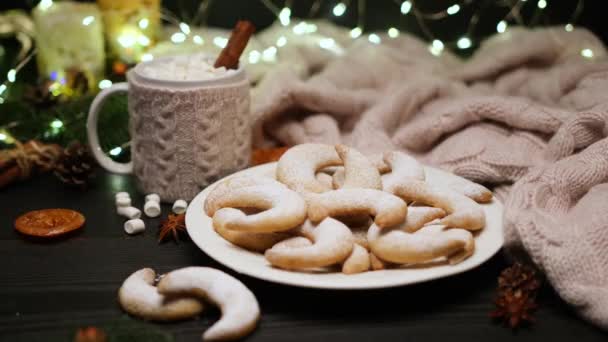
[139,53,235,81]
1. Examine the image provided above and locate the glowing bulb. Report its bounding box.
[262,47,277,62]
[213,37,228,48]
[388,27,399,38]
[50,119,63,129]
[0,84,7,95]
[138,18,149,30]
[537,0,547,9]
[581,48,594,58]
[457,37,472,49]
[109,147,122,156]
[368,34,381,44]
[82,16,95,26]
[400,1,412,14]
[333,3,347,16]
[39,0,53,11]
[565,23,573,32]
[447,4,460,15]
[179,22,191,35]
[141,53,154,62]
[98,79,112,89]
[350,27,362,38]
[0,133,6,141]
[138,35,151,46]
[293,22,316,34]
[171,32,187,44]
[319,38,336,49]
[276,36,287,47]
[497,20,507,33]
[193,35,204,45]
[248,50,261,64]
[429,39,444,56]
[7,69,16,83]
[279,7,291,26]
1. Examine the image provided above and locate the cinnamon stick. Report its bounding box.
[214,20,256,70]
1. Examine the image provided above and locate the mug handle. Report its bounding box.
[87,82,133,174]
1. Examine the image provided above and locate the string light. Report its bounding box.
[141,53,154,62]
[496,20,507,33]
[0,133,6,141]
[581,48,594,58]
[109,147,122,156]
[447,4,460,15]
[0,84,7,95]
[279,7,291,26]
[137,35,151,46]
[368,34,381,44]
[350,27,362,38]
[117,29,138,48]
[39,0,53,11]
[171,32,187,44]
[262,46,277,62]
[50,119,63,129]
[7,69,16,83]
[319,38,336,49]
[98,79,112,89]
[213,36,228,48]
[179,22,191,35]
[388,27,399,38]
[537,0,547,9]
[138,18,149,30]
[193,35,204,45]
[276,36,287,47]
[400,1,412,15]
[565,23,573,32]
[456,37,472,49]
[248,50,261,64]
[333,3,347,16]
[82,16,95,26]
[429,39,444,56]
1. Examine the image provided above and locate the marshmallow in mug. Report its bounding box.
[138,53,234,81]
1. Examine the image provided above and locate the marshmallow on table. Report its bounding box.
[115,192,130,199]
[172,199,188,214]
[117,206,141,219]
[144,200,161,218]
[116,196,132,207]
[124,219,145,235]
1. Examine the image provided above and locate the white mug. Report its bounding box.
[87,56,251,202]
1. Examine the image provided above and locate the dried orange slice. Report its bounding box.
[15,209,85,237]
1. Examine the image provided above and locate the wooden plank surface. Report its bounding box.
[0,171,606,341]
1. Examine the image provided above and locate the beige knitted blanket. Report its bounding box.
[251,26,608,329]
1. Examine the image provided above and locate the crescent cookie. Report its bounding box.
[276,143,342,194]
[205,175,284,216]
[389,180,485,231]
[214,224,294,252]
[118,268,204,321]
[307,189,407,229]
[265,218,354,270]
[212,184,307,233]
[342,243,371,274]
[381,151,426,193]
[334,144,382,190]
[368,224,474,265]
[157,267,260,341]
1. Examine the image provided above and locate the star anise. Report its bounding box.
[490,262,542,329]
[158,213,187,243]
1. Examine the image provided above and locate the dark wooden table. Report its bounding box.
[1,171,606,342]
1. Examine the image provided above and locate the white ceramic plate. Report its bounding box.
[186,163,504,290]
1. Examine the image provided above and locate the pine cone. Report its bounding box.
[491,262,542,329]
[497,262,541,293]
[54,141,96,188]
